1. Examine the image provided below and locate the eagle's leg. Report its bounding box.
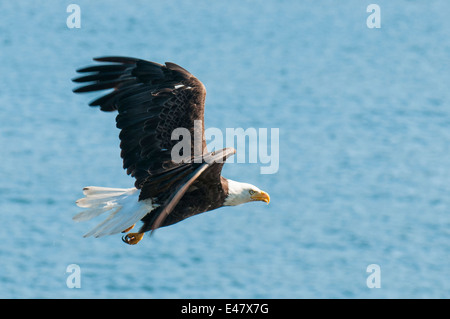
[122,232,144,245]
[121,224,135,233]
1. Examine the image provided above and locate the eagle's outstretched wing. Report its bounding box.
[73,56,208,193]
[73,57,237,234]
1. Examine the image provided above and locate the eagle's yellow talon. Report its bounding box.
[122,224,135,233]
[122,232,144,245]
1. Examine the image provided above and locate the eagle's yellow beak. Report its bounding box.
[251,191,270,204]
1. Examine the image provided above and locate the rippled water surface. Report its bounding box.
[0,0,449,298]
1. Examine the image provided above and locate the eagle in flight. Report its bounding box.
[72,57,270,245]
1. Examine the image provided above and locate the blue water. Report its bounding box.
[0,0,449,298]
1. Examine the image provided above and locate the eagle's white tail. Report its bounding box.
[74,186,156,238]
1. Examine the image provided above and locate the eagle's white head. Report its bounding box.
[223,179,270,206]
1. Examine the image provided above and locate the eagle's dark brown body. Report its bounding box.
[141,176,229,231]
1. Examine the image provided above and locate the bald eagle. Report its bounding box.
[72,57,270,245]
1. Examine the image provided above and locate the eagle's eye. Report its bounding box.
[249,190,255,195]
